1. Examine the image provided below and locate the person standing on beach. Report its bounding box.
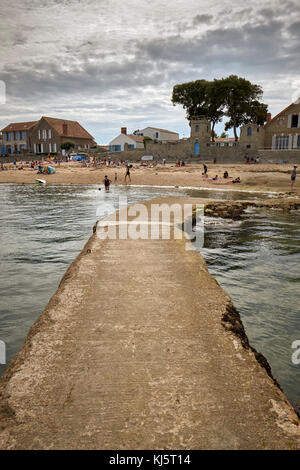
[291,165,297,191]
[125,165,131,183]
[103,175,112,191]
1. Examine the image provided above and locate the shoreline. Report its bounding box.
[0,163,299,195]
[0,197,299,449]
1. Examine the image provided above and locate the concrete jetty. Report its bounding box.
[0,197,299,450]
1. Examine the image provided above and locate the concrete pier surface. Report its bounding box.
[0,197,299,450]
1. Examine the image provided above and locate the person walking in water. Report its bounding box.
[291,165,297,191]
[103,175,112,191]
[125,164,131,183]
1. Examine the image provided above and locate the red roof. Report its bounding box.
[1,121,38,132]
[42,116,94,140]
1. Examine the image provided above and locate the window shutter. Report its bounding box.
[287,115,292,128]
[272,135,276,149]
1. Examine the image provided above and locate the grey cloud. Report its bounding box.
[192,14,213,25]
[134,18,300,76]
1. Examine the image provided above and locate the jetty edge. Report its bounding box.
[0,196,299,450]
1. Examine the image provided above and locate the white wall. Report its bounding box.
[109,134,137,151]
[139,127,179,142]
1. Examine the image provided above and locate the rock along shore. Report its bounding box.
[0,197,299,450]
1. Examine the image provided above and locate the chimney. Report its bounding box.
[121,127,127,135]
[266,113,272,124]
[63,123,68,135]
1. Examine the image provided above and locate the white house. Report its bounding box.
[109,127,144,152]
[135,127,179,143]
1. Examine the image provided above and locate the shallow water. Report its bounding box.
[198,208,300,410]
[0,183,299,411]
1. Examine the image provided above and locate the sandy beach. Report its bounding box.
[0,161,299,195]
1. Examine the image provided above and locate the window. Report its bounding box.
[48,129,52,139]
[297,135,300,148]
[247,127,252,136]
[291,115,299,128]
[21,131,26,140]
[275,136,289,149]
[15,131,20,140]
[195,125,199,133]
[38,130,41,139]
[52,143,57,152]
[42,129,47,139]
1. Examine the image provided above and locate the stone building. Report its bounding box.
[30,116,96,154]
[264,99,300,150]
[1,121,38,154]
[239,99,300,151]
[189,116,211,155]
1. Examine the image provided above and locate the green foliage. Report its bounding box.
[143,136,152,148]
[172,75,268,141]
[61,141,75,151]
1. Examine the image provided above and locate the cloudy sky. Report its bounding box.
[0,0,300,143]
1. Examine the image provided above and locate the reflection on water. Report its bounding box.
[0,183,299,411]
[199,208,300,409]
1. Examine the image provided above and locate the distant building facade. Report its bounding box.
[135,127,179,143]
[1,117,95,155]
[109,127,144,152]
[1,121,38,154]
[30,117,96,154]
[239,99,300,150]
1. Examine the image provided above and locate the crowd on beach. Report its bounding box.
[0,154,297,191]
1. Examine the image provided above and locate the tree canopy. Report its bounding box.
[61,141,75,151]
[172,75,268,141]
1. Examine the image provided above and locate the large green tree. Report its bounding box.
[172,79,209,119]
[216,75,267,141]
[171,75,268,141]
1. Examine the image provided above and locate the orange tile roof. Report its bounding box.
[42,116,94,140]
[127,134,144,143]
[1,121,38,132]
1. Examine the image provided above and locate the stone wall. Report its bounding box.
[257,149,300,164]
[2,146,299,165]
